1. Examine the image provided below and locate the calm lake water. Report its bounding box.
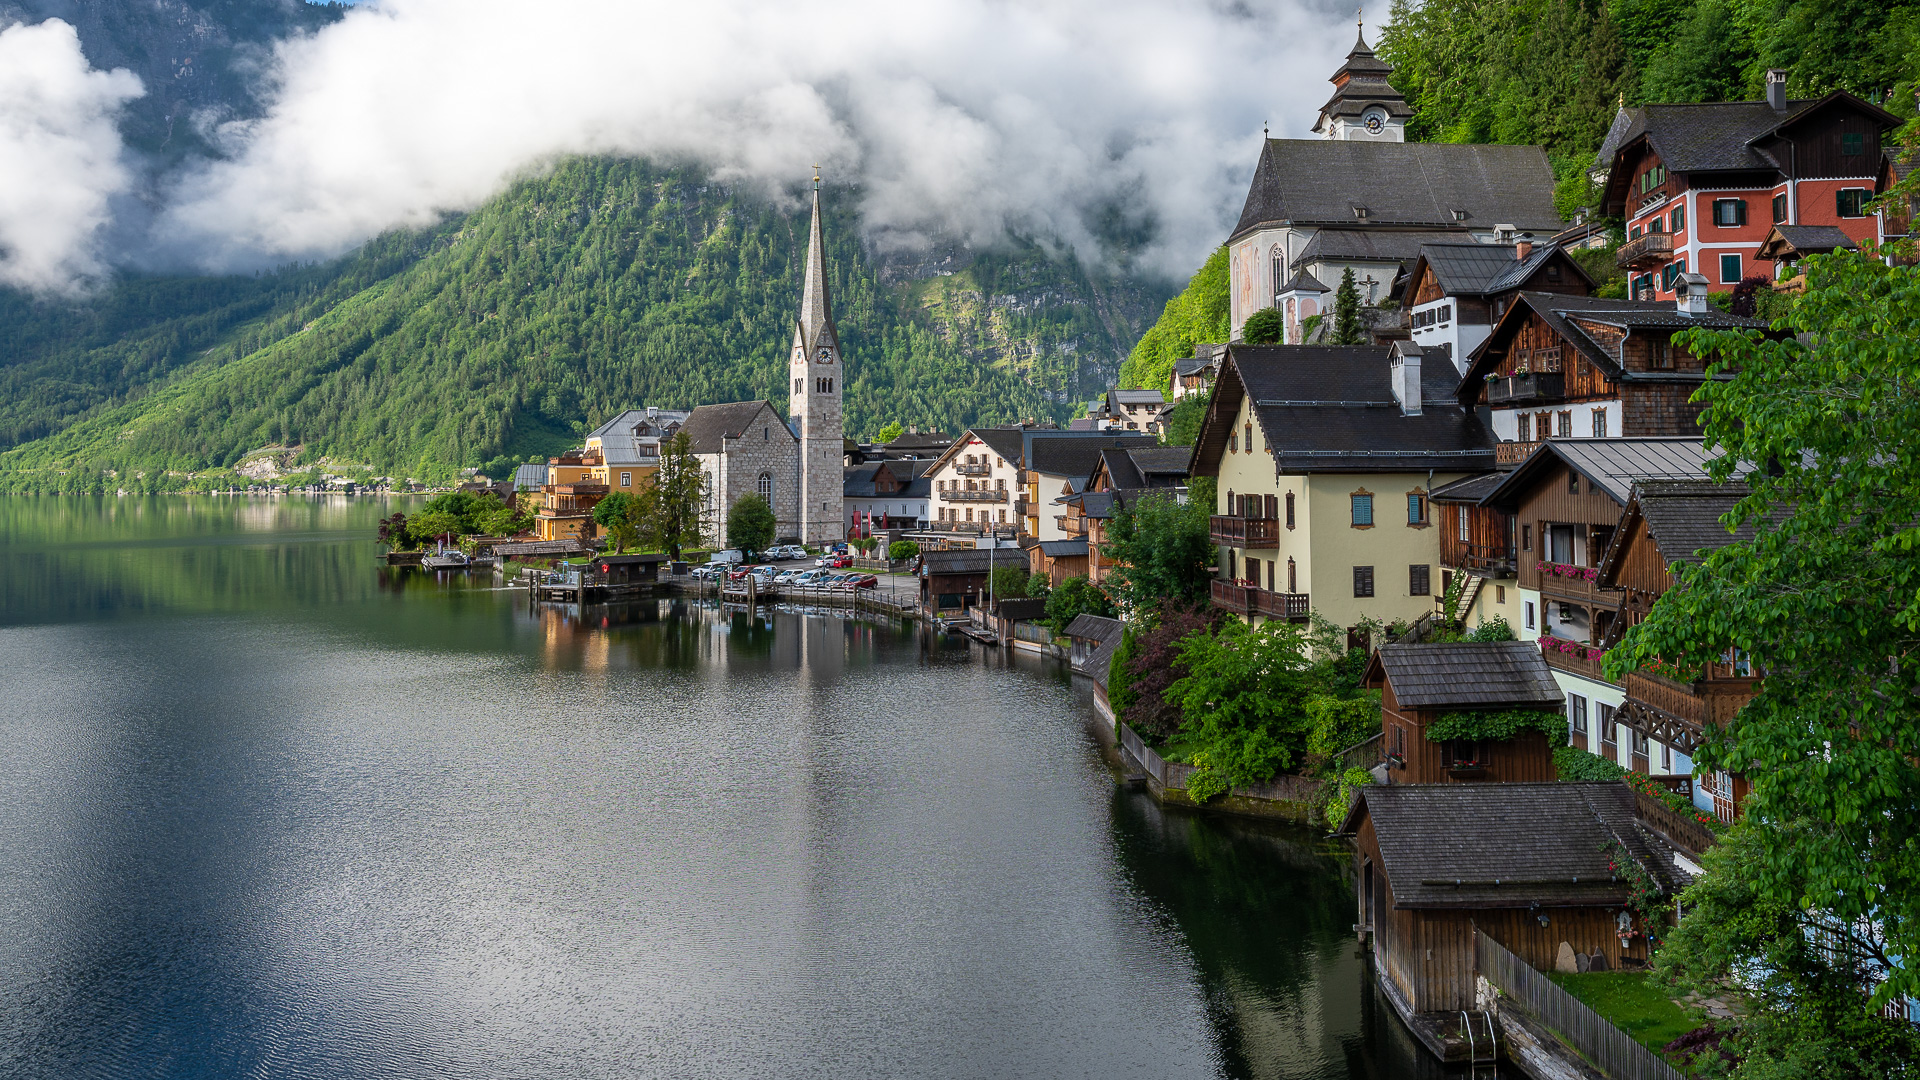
[0,495,1447,1079]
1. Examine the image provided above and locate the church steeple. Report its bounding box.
[1311,21,1411,141]
[789,168,844,546]
[796,169,839,356]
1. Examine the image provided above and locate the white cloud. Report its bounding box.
[154,0,1359,277]
[0,20,142,294]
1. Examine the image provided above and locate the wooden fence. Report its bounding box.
[1475,930,1685,1080]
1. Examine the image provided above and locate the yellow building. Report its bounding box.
[1190,343,1497,640]
[581,408,689,493]
[533,450,608,542]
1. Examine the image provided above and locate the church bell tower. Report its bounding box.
[1312,20,1411,142]
[790,170,844,546]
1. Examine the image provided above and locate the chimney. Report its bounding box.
[1677,272,1711,316]
[1390,341,1424,416]
[1766,69,1788,112]
[1514,234,1534,261]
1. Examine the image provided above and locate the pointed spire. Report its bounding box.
[797,168,838,355]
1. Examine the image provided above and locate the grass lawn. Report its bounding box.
[1548,971,1698,1060]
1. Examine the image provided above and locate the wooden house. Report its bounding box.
[1596,479,1767,819]
[1364,642,1565,784]
[919,547,1022,611]
[594,553,667,588]
[1339,782,1686,1024]
[1403,239,1594,376]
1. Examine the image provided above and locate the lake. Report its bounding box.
[0,495,1446,1079]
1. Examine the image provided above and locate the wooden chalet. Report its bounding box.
[1403,238,1594,376]
[1365,642,1564,784]
[919,547,1022,611]
[1596,479,1768,820]
[1049,445,1188,586]
[1340,782,1686,1049]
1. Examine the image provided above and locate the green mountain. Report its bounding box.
[0,158,1172,490]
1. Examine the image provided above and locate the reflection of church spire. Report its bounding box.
[797,170,839,355]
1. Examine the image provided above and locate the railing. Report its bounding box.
[940,489,1007,503]
[1622,669,1709,725]
[1212,578,1251,613]
[1486,372,1567,405]
[1209,515,1281,547]
[1476,931,1685,1080]
[1617,232,1675,268]
[1540,635,1612,681]
[1211,578,1307,619]
[1633,788,1718,858]
[954,462,991,476]
[1495,441,1541,465]
[1062,516,1087,535]
[1443,541,1516,575]
[1536,560,1614,605]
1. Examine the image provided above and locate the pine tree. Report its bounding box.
[1331,268,1366,345]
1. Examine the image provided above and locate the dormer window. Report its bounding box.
[1450,209,1468,221]
[1353,206,1371,220]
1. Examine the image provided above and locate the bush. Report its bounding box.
[1242,306,1286,344]
[1323,767,1374,830]
[1116,605,1217,740]
[988,564,1030,599]
[1046,575,1116,635]
[888,540,920,561]
[725,493,776,555]
[1467,615,1516,641]
[1185,751,1230,803]
[1305,693,1383,768]
[1554,743,1627,781]
[1025,572,1051,600]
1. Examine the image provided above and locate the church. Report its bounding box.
[1230,28,1565,345]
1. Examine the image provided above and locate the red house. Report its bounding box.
[1598,69,1900,301]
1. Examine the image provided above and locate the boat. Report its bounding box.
[421,550,472,570]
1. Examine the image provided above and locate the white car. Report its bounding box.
[773,569,804,584]
[708,549,745,565]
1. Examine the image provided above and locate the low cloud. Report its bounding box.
[0,19,142,294]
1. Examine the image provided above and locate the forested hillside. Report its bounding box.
[0,159,1169,489]
[1117,0,1920,389]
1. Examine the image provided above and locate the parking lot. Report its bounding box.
[686,551,920,602]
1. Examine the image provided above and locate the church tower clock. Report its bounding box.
[1311,22,1411,142]
[789,170,845,546]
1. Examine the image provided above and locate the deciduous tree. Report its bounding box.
[1099,492,1215,615]
[725,493,776,556]
[635,432,707,559]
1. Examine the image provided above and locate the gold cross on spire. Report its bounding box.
[812,163,821,187]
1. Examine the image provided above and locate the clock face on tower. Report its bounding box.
[1363,107,1388,135]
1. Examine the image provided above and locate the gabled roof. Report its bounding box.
[1457,291,1772,395]
[1755,224,1857,261]
[1338,782,1676,909]
[1036,539,1089,558]
[922,549,1018,575]
[1408,241,1595,299]
[1109,389,1168,407]
[1595,479,1773,586]
[1481,438,1712,510]
[1079,491,1117,520]
[1426,471,1502,504]
[1292,228,1466,271]
[1279,268,1329,294]
[1028,434,1161,480]
[680,401,791,454]
[512,462,550,490]
[1098,445,1191,491]
[920,427,1030,477]
[1191,345,1497,476]
[1232,140,1564,241]
[1365,641,1564,709]
[1064,613,1123,643]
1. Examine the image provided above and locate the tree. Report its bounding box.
[1045,575,1116,635]
[593,491,638,552]
[876,421,905,443]
[634,431,707,559]
[1024,572,1051,600]
[888,539,920,562]
[1116,245,1230,391]
[725,493,776,556]
[408,510,461,546]
[1330,268,1365,345]
[1099,492,1216,614]
[1608,252,1920,1029]
[1164,619,1317,784]
[1241,306,1286,345]
[376,512,413,551]
[988,564,1030,599]
[1159,393,1207,447]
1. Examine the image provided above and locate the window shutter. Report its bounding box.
[1735,199,1747,226]
[1409,564,1430,596]
[1353,565,1374,598]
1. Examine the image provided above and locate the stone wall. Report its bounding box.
[698,403,801,548]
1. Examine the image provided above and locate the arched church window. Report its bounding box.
[758,473,773,503]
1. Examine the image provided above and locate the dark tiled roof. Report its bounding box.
[1080,491,1117,519]
[1343,782,1675,908]
[1232,140,1564,240]
[1110,389,1167,406]
[1636,480,1758,557]
[1413,241,1595,298]
[971,428,1030,463]
[1037,539,1089,557]
[1483,438,1712,509]
[845,462,932,499]
[1295,228,1469,270]
[922,549,1020,575]
[1172,355,1221,376]
[885,432,954,449]
[1027,434,1159,480]
[1280,268,1329,293]
[680,401,789,454]
[1370,641,1564,708]
[598,553,668,565]
[1756,224,1856,259]
[1065,613,1123,643]
[1427,471,1503,503]
[1459,292,1770,392]
[1196,345,1497,474]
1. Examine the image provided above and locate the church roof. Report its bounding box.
[1292,228,1464,270]
[1232,140,1564,241]
[1313,29,1414,133]
[679,401,793,454]
[1279,268,1329,293]
[792,183,839,355]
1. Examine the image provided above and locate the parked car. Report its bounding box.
[709,549,745,565]
[773,569,803,584]
[815,554,853,569]
[846,574,879,589]
[689,565,720,581]
[726,566,755,582]
[750,564,778,579]
[772,545,807,560]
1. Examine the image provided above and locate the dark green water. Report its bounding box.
[0,495,1446,1079]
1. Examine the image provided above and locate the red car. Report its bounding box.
[847,574,879,590]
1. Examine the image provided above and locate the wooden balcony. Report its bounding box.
[1495,441,1541,466]
[1209,515,1280,548]
[941,488,1007,503]
[1442,541,1516,576]
[1538,636,1612,683]
[1210,579,1308,620]
[1617,232,1674,268]
[1486,372,1567,405]
[1535,562,1617,607]
[954,462,991,476]
[1061,515,1087,536]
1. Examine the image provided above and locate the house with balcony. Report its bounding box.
[1024,434,1160,541]
[843,458,930,536]
[1189,341,1496,633]
[1168,345,1224,401]
[1595,479,1770,820]
[1040,445,1189,585]
[1478,438,1721,772]
[1084,389,1174,434]
[1427,471,1518,630]
[583,408,690,493]
[1595,71,1900,301]
[919,428,1028,539]
[533,449,609,542]
[1403,238,1594,376]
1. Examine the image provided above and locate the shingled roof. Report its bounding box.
[1340,782,1679,908]
[1410,241,1595,298]
[1596,479,1776,586]
[1292,228,1466,270]
[1028,434,1160,481]
[1368,641,1564,709]
[679,401,791,454]
[1427,471,1503,504]
[1191,345,1497,476]
[1482,438,1714,510]
[1755,224,1858,261]
[1458,292,1770,392]
[1232,140,1564,241]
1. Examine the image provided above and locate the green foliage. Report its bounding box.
[1024,572,1051,600]
[1159,393,1207,447]
[1654,824,1920,1077]
[1304,693,1384,763]
[1117,246,1230,391]
[408,510,461,545]
[1609,252,1920,1008]
[1424,707,1564,743]
[1163,619,1317,784]
[1468,615,1517,641]
[376,512,415,551]
[875,420,904,443]
[1555,743,1629,781]
[887,539,920,561]
[0,158,1171,486]
[985,564,1030,599]
[1240,306,1286,345]
[1107,627,1139,716]
[1099,491,1215,614]
[1323,767,1375,830]
[634,431,706,559]
[593,491,638,552]
[1184,751,1231,803]
[1045,575,1116,635]
[725,493,776,555]
[1330,268,1365,345]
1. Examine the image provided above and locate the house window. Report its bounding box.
[1245,422,1254,451]
[1661,742,1673,773]
[1353,565,1375,598]
[1837,188,1870,218]
[1842,131,1864,156]
[1350,492,1374,527]
[1557,411,1572,438]
[1521,524,1532,551]
[1651,340,1672,369]
[1229,431,1239,453]
[1773,193,1788,223]
[758,473,772,503]
[793,377,803,395]
[1639,164,1666,192]
[1406,492,1427,526]
[1524,600,1536,629]
[1570,694,1588,734]
[1568,469,1581,494]
[1410,564,1431,596]
[1669,204,1685,232]
[1598,703,1616,751]
[1516,413,1531,442]
[1287,557,1296,593]
[1285,492,1295,529]
[1631,731,1650,758]
[1720,253,1742,283]
[1713,198,1747,227]
[1458,506,1471,543]
[1495,585,1506,603]
[620,471,632,487]
[1591,408,1608,438]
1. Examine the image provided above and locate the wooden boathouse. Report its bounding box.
[1363,641,1564,785]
